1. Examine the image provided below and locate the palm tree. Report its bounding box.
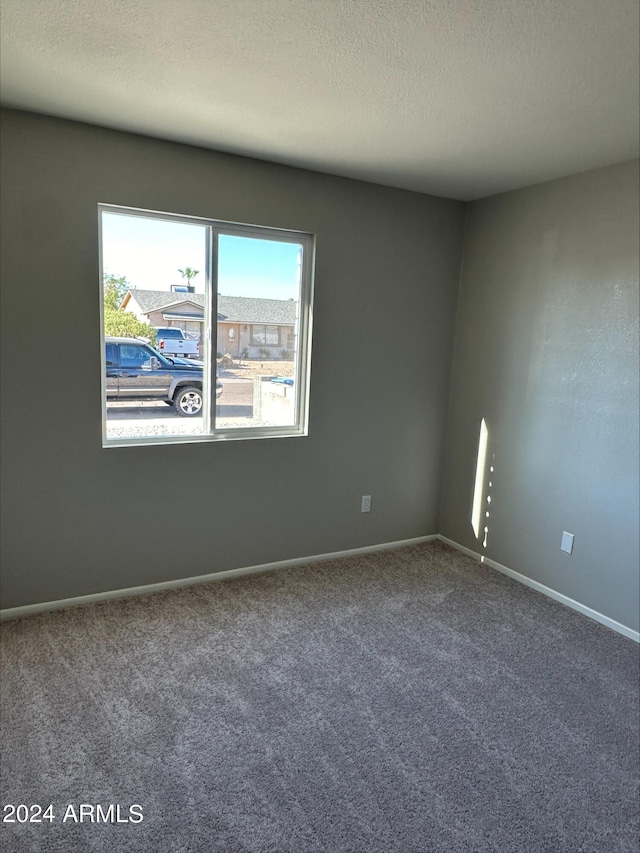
[178,267,199,285]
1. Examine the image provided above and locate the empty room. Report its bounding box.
[1,1,638,851]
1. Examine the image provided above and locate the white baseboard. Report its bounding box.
[0,535,438,622]
[438,535,640,643]
[4,533,637,643]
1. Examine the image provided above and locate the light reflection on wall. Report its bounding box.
[483,457,495,550]
[472,418,489,539]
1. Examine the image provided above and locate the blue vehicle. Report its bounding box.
[105,336,222,417]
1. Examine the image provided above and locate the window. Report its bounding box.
[250,325,280,346]
[100,205,314,446]
[119,344,154,369]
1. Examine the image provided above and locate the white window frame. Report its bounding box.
[99,204,315,448]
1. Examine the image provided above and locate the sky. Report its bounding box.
[101,212,301,301]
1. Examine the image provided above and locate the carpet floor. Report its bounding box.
[1,541,638,852]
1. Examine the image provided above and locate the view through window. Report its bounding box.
[100,206,313,445]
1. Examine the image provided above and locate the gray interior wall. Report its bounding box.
[440,160,640,631]
[0,109,464,609]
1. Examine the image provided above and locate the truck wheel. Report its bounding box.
[174,386,203,417]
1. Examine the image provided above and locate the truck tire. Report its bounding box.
[174,386,203,417]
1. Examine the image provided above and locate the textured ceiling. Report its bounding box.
[1,0,638,200]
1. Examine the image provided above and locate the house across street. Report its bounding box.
[120,289,297,359]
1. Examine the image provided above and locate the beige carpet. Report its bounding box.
[1,541,638,852]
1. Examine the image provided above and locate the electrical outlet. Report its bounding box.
[561,531,574,554]
[361,495,371,513]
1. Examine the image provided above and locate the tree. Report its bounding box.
[103,274,129,309]
[178,267,199,286]
[103,274,157,344]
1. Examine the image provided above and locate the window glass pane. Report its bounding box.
[120,344,150,367]
[266,326,280,345]
[250,325,266,346]
[101,211,209,442]
[216,234,302,430]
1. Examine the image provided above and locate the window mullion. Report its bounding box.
[207,227,219,433]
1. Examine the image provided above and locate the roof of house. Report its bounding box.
[218,295,296,326]
[125,289,203,314]
[126,289,296,325]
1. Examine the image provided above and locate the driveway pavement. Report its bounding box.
[106,378,253,421]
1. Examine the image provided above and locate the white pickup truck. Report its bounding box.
[155,327,200,359]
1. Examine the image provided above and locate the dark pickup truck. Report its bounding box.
[105,336,222,416]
